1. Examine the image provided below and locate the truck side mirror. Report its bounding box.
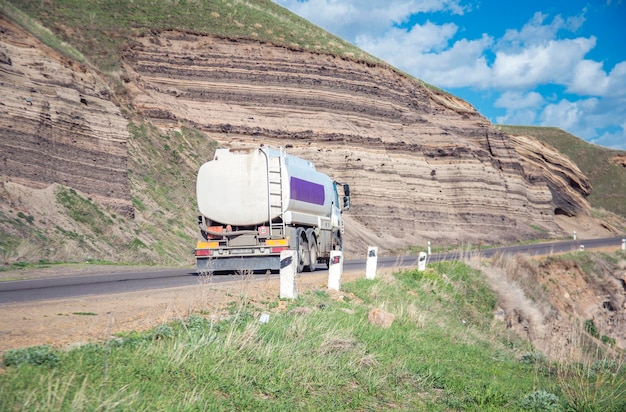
[342,184,350,210]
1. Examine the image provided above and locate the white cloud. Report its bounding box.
[540,99,589,132]
[495,109,539,127]
[497,11,586,51]
[356,20,458,56]
[568,59,610,95]
[274,0,466,39]
[491,37,596,89]
[494,91,545,126]
[495,91,544,110]
[410,36,493,88]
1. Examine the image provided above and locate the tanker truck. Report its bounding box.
[194,146,350,273]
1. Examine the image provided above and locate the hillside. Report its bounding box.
[0,0,623,267]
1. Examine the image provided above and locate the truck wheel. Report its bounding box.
[296,228,306,273]
[306,230,318,272]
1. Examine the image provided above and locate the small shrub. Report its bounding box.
[2,345,59,368]
[601,335,616,346]
[521,390,561,411]
[520,352,547,365]
[151,325,173,341]
[591,359,619,376]
[584,319,599,339]
[185,314,210,333]
[16,212,35,224]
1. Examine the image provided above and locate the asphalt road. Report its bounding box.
[1,236,624,304]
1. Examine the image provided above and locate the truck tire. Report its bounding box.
[296,227,307,273]
[306,229,318,272]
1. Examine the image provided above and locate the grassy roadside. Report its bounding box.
[2,258,624,411]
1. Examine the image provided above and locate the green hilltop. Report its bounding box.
[3,0,380,72]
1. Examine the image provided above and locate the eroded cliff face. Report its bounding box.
[121,31,589,254]
[0,21,595,258]
[509,134,591,217]
[0,16,131,215]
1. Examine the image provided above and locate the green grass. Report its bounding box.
[2,260,624,411]
[497,125,626,220]
[56,187,114,237]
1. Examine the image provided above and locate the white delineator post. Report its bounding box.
[365,246,378,280]
[279,250,297,299]
[573,231,577,240]
[622,239,625,251]
[427,241,432,255]
[418,252,427,272]
[328,251,343,291]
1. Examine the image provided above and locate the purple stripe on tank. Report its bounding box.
[290,177,325,205]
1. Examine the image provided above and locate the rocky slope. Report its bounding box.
[121,31,599,255]
[0,15,612,261]
[0,15,131,215]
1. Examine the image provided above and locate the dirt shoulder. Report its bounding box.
[0,267,369,355]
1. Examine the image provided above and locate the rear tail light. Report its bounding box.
[195,249,212,257]
[271,246,288,253]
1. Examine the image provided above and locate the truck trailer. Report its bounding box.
[194,146,350,273]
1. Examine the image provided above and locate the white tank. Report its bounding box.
[196,147,336,226]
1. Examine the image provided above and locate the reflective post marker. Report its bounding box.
[365,246,378,280]
[328,251,343,291]
[418,252,427,272]
[280,250,297,299]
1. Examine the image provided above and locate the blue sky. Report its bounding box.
[273,0,626,150]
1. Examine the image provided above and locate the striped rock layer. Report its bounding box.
[122,32,590,254]
[0,16,131,215]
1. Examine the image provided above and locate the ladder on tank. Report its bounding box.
[267,149,286,238]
